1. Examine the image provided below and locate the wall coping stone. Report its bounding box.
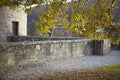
[0,39,92,46]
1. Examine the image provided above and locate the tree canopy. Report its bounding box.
[0,0,120,44]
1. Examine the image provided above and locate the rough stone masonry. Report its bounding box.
[0,39,110,67]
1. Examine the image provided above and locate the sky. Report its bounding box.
[31,0,71,7]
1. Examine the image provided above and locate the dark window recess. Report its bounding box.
[12,21,19,35]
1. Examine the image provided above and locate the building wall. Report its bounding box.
[0,39,111,67]
[0,39,93,67]
[0,5,27,42]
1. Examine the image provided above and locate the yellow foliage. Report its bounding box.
[0,0,120,44]
[37,1,68,36]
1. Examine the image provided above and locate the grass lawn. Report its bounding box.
[41,64,120,80]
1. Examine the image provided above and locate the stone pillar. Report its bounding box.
[93,39,111,55]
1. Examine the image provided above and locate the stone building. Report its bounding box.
[51,27,84,37]
[0,5,27,42]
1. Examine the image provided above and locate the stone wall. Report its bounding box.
[7,36,84,42]
[0,39,93,67]
[0,39,111,67]
[93,40,111,55]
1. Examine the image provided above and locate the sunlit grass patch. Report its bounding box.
[42,64,120,80]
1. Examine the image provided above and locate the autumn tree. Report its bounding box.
[36,0,120,44]
[67,0,120,44]
[0,0,120,44]
[37,0,68,36]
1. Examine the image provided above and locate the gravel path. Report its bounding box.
[0,50,120,80]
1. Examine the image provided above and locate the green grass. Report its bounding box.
[41,64,120,80]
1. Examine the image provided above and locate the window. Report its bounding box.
[12,21,19,35]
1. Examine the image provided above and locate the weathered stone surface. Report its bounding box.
[0,39,111,67]
[93,40,111,55]
[0,6,27,42]
[0,39,93,67]
[7,36,83,42]
[103,39,111,55]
